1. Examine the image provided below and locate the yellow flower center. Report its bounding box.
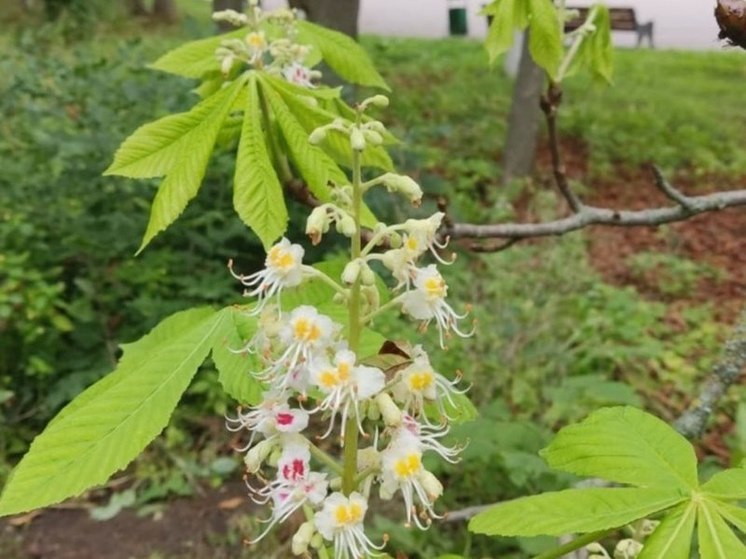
[405,237,419,251]
[394,452,421,478]
[337,362,351,381]
[424,276,446,298]
[408,370,434,392]
[268,246,295,270]
[293,318,320,342]
[246,32,265,50]
[334,502,363,526]
[320,370,338,389]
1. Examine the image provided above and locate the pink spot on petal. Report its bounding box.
[276,412,295,426]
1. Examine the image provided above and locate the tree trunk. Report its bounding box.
[501,31,545,183]
[127,0,149,16]
[288,0,360,38]
[152,0,179,23]
[212,0,246,33]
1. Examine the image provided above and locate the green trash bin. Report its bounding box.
[449,7,468,36]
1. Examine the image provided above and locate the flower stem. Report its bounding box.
[532,529,614,559]
[342,116,364,496]
[309,442,344,476]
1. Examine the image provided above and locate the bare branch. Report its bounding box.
[541,82,583,213]
[445,188,746,248]
[650,165,696,210]
[675,309,746,439]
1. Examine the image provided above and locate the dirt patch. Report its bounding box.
[537,140,745,323]
[0,481,255,559]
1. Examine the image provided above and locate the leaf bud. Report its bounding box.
[375,392,402,427]
[350,128,366,152]
[292,521,315,555]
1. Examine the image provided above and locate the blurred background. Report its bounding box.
[0,0,744,557]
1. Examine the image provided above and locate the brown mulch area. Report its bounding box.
[0,481,254,559]
[536,139,745,324]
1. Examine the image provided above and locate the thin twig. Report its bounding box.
[541,82,583,213]
[650,165,695,210]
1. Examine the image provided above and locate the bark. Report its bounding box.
[152,0,179,23]
[212,0,246,33]
[288,0,360,38]
[501,31,545,182]
[126,0,149,16]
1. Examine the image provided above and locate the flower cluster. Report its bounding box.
[214,1,319,87]
[226,94,473,558]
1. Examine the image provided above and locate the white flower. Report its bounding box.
[226,393,309,451]
[229,238,305,314]
[391,347,467,421]
[400,265,472,347]
[248,441,329,543]
[283,62,315,87]
[259,306,338,388]
[380,435,442,529]
[314,492,383,559]
[245,30,267,62]
[392,414,461,464]
[310,349,386,439]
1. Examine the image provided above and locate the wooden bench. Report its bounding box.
[565,7,654,48]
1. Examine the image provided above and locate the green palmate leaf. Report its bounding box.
[0,307,222,516]
[469,487,685,537]
[149,27,247,78]
[541,406,698,490]
[211,307,263,405]
[234,75,288,249]
[259,76,346,200]
[713,501,746,534]
[698,501,746,558]
[702,468,746,500]
[266,75,394,171]
[296,20,389,90]
[139,79,245,252]
[527,0,562,79]
[637,502,696,559]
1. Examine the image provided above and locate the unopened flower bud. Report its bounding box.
[220,55,235,75]
[332,292,346,304]
[310,533,324,549]
[306,206,331,245]
[360,264,375,285]
[244,439,274,473]
[309,127,327,145]
[614,539,643,559]
[368,94,389,107]
[388,232,402,248]
[381,173,423,205]
[336,214,357,237]
[292,521,315,555]
[350,128,366,151]
[418,470,443,502]
[342,260,362,284]
[366,399,381,421]
[375,393,402,427]
[362,285,380,312]
[363,129,383,145]
[267,446,282,468]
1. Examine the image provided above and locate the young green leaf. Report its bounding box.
[234,75,288,249]
[697,501,746,558]
[587,5,613,84]
[259,76,347,202]
[527,0,563,79]
[296,20,390,91]
[702,468,746,500]
[541,406,699,490]
[469,487,685,537]
[482,0,523,63]
[0,307,222,516]
[149,27,247,78]
[211,307,263,406]
[712,500,746,534]
[637,502,696,559]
